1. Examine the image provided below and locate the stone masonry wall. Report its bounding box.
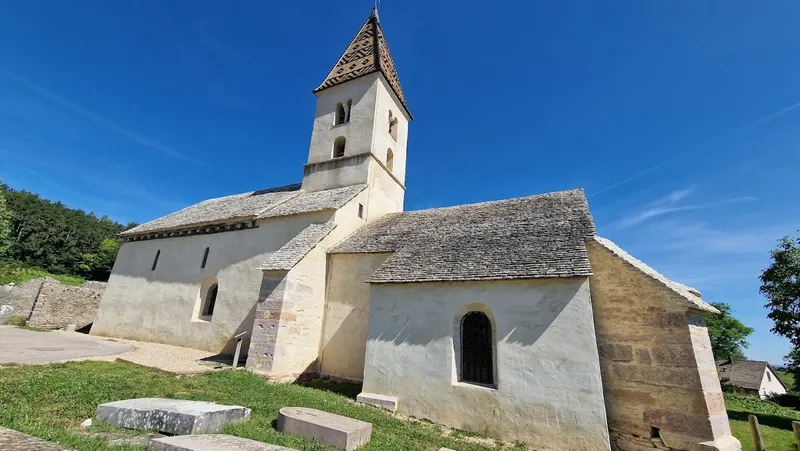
[587,241,737,451]
[0,278,57,324]
[27,281,106,330]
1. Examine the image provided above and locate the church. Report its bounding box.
[91,8,740,451]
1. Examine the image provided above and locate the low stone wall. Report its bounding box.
[0,278,57,324]
[27,281,106,330]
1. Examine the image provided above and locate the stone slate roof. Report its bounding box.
[122,184,366,237]
[257,222,336,271]
[257,185,367,219]
[313,7,410,117]
[590,236,718,313]
[331,189,596,283]
[717,360,785,391]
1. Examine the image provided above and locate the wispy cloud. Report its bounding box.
[616,187,758,229]
[590,99,800,197]
[1,68,206,166]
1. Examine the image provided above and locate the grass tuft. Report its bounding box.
[726,393,800,451]
[0,262,84,286]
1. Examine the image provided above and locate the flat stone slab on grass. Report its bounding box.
[96,398,251,435]
[277,407,371,451]
[0,426,67,450]
[356,392,398,411]
[149,434,296,451]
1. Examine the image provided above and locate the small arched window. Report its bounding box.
[202,283,218,317]
[388,110,398,140]
[335,99,352,125]
[333,136,346,158]
[460,311,493,386]
[201,247,210,268]
[151,250,161,271]
[386,148,394,172]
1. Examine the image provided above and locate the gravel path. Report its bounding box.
[47,331,226,374]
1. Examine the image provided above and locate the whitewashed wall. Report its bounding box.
[759,367,787,399]
[361,278,610,451]
[91,211,332,354]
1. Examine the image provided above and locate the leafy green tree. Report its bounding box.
[706,302,754,361]
[0,183,134,279]
[761,235,800,343]
[79,238,120,280]
[760,234,800,387]
[0,188,11,257]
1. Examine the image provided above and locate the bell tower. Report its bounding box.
[301,7,412,216]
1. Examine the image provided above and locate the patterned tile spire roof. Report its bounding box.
[313,7,411,118]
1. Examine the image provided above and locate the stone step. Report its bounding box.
[149,434,296,451]
[277,407,371,451]
[96,398,251,435]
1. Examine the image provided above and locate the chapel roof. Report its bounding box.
[717,360,785,391]
[313,7,410,118]
[257,222,336,271]
[330,189,596,283]
[121,184,366,237]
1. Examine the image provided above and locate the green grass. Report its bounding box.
[0,261,84,286]
[0,361,496,451]
[776,370,796,393]
[725,393,800,451]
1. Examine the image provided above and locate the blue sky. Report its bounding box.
[1,1,798,363]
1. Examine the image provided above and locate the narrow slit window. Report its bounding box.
[202,284,218,317]
[335,102,346,125]
[386,148,394,171]
[460,311,494,386]
[151,250,161,271]
[358,203,364,218]
[201,247,210,268]
[388,110,398,140]
[333,136,346,158]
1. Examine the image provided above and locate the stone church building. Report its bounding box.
[91,9,740,451]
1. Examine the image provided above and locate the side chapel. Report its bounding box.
[92,8,740,451]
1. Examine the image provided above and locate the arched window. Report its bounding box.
[201,247,210,268]
[335,103,346,125]
[386,148,394,171]
[202,283,218,317]
[335,99,352,125]
[388,110,398,140]
[151,250,161,271]
[333,136,346,158]
[460,311,493,385]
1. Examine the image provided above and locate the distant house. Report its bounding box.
[718,360,788,399]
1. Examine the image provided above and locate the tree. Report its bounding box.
[706,302,754,361]
[0,188,11,257]
[760,234,800,387]
[79,238,120,281]
[0,183,133,278]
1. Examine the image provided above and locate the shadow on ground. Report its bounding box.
[199,354,246,367]
[728,410,795,430]
[294,378,362,399]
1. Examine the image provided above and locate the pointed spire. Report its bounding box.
[370,3,380,22]
[314,8,410,118]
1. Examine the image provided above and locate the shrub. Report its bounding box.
[769,393,800,410]
[7,316,27,327]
